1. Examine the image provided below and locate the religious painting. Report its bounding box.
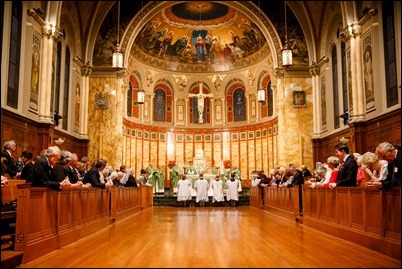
[151,132,157,140]
[74,83,81,132]
[256,130,261,138]
[214,134,221,141]
[29,36,41,112]
[262,129,267,137]
[137,130,142,138]
[144,131,149,139]
[129,2,269,73]
[268,128,272,135]
[185,134,192,142]
[131,129,136,137]
[159,133,165,141]
[292,90,306,107]
[231,133,238,141]
[205,134,211,142]
[363,36,375,111]
[273,126,277,134]
[248,131,254,139]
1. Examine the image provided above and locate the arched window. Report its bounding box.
[54,42,62,124]
[341,41,349,121]
[267,81,273,117]
[126,84,132,117]
[233,88,246,121]
[6,1,22,109]
[331,46,340,128]
[62,47,71,130]
[382,1,398,107]
[153,88,166,122]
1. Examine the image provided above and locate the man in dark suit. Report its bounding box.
[1,140,18,178]
[83,159,113,189]
[287,163,305,215]
[366,142,401,191]
[27,146,71,191]
[331,143,358,188]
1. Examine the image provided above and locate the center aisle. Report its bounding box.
[18,207,400,268]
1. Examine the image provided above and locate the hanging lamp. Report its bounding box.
[112,1,124,70]
[282,1,293,68]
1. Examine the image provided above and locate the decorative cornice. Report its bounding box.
[27,9,45,27]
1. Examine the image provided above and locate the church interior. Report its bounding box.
[1,1,401,267]
[1,1,400,184]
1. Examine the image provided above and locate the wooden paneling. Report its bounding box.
[251,185,401,260]
[13,184,152,264]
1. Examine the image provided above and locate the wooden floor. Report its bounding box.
[17,207,400,268]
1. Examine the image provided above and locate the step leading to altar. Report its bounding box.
[153,188,250,207]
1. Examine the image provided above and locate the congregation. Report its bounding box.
[254,141,401,214]
[1,140,401,209]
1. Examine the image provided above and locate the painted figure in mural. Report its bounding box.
[364,47,374,101]
[195,36,206,61]
[31,50,40,95]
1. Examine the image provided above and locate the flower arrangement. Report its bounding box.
[223,160,231,169]
[168,160,176,169]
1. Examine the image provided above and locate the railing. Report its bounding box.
[250,185,401,261]
[14,184,153,264]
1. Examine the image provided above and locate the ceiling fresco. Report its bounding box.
[92,1,308,72]
[131,2,269,73]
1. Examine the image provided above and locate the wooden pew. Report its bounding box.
[1,179,26,205]
[1,179,26,268]
[250,185,401,261]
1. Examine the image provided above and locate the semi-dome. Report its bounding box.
[129,1,270,73]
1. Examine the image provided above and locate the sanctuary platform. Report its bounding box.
[153,188,250,207]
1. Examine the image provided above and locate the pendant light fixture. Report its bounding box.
[112,1,123,70]
[282,1,293,68]
[257,1,265,103]
[137,1,145,104]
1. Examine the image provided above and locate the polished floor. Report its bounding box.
[18,207,401,268]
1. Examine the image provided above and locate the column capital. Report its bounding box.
[82,64,92,77]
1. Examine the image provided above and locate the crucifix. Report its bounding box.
[189,82,213,123]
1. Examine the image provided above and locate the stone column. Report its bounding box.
[309,64,321,138]
[80,64,92,139]
[348,24,365,122]
[37,22,56,124]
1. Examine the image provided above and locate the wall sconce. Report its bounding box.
[257,87,265,102]
[54,137,65,145]
[339,137,350,144]
[137,88,145,104]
